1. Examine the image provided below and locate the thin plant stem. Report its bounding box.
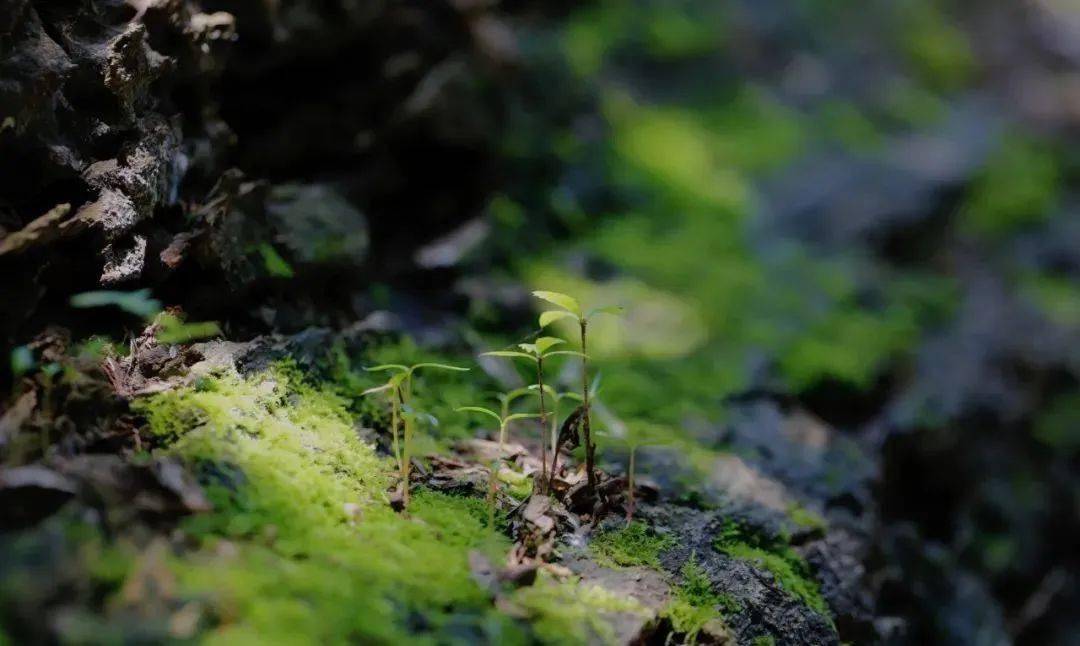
[536,357,548,494]
[581,319,596,495]
[626,445,637,524]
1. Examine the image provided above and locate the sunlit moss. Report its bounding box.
[135,367,525,644]
[590,522,675,568]
[508,571,650,645]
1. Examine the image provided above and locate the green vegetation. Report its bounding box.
[535,289,622,495]
[132,362,645,643]
[362,361,469,507]
[714,521,830,617]
[960,135,1060,238]
[482,336,584,492]
[590,522,674,569]
[662,557,738,643]
[510,572,649,645]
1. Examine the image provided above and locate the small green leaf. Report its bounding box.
[533,290,581,315]
[410,362,470,374]
[562,391,583,402]
[481,351,537,362]
[70,289,162,319]
[539,310,578,328]
[517,343,538,355]
[257,243,295,278]
[585,305,624,320]
[534,336,565,355]
[456,406,502,424]
[365,364,409,373]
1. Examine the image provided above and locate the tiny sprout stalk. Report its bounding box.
[488,459,498,529]
[536,357,549,494]
[581,318,597,494]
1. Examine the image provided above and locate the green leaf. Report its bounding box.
[585,305,624,320]
[70,289,162,319]
[365,364,409,373]
[257,243,295,278]
[562,391,584,402]
[516,343,538,355]
[410,362,470,374]
[505,413,542,423]
[481,351,537,362]
[155,314,221,344]
[456,406,502,424]
[534,336,565,355]
[532,290,581,315]
[539,310,578,328]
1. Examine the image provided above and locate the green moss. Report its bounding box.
[508,572,649,645]
[895,0,975,91]
[590,522,675,569]
[662,557,737,643]
[752,636,776,646]
[134,366,528,644]
[787,503,828,534]
[960,135,1060,238]
[1021,274,1080,330]
[714,521,830,618]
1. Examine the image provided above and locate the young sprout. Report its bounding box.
[534,290,622,496]
[597,421,670,524]
[363,362,469,508]
[455,404,540,451]
[481,337,584,493]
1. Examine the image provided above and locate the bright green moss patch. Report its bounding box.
[134,366,526,644]
[714,521,829,618]
[663,557,737,643]
[509,572,649,645]
[590,522,675,569]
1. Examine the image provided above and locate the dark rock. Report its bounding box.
[0,465,77,530]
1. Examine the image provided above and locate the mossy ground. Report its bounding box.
[662,557,739,643]
[589,522,675,569]
[130,362,632,644]
[713,521,830,618]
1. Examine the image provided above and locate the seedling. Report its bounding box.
[363,362,469,507]
[481,337,584,493]
[596,421,670,524]
[534,290,622,495]
[455,404,540,451]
